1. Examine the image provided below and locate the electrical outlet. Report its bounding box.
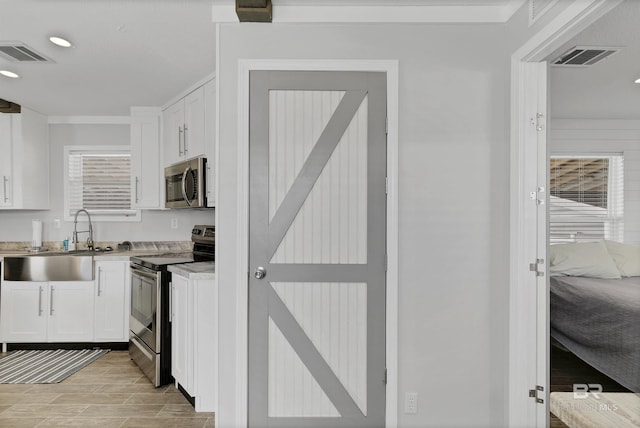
[405,392,418,414]
[171,218,178,229]
[54,219,61,229]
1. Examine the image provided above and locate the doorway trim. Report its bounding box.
[509,0,623,426]
[235,59,399,428]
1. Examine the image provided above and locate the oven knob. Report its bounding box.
[254,266,267,279]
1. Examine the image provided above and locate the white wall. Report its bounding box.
[216,23,510,428]
[550,119,640,244]
[0,123,214,243]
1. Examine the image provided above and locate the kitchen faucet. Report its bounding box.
[73,209,94,251]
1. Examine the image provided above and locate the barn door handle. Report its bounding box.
[254,266,266,279]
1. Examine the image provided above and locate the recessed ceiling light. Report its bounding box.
[0,70,20,79]
[635,78,640,84]
[49,36,72,48]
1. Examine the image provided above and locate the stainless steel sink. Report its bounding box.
[3,255,94,281]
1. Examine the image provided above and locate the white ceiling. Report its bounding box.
[548,0,640,120]
[0,0,217,116]
[1,0,634,119]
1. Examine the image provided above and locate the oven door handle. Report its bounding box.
[130,264,159,280]
[181,167,193,207]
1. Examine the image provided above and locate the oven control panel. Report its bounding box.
[192,225,215,243]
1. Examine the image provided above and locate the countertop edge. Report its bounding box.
[168,262,215,280]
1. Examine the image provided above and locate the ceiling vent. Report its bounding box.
[552,46,621,67]
[0,42,52,62]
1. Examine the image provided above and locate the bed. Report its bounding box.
[549,240,640,393]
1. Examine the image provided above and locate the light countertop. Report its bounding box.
[0,250,172,262]
[168,262,215,280]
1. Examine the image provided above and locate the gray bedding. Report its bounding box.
[550,275,640,392]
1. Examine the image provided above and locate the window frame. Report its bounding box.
[63,145,140,222]
[549,153,624,243]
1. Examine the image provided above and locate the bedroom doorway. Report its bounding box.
[509,1,625,427]
[546,1,640,420]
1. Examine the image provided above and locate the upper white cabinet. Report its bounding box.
[0,108,49,210]
[164,87,206,166]
[130,107,163,209]
[163,76,216,207]
[203,79,216,208]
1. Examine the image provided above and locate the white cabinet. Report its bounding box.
[0,260,130,344]
[130,107,163,209]
[203,79,216,207]
[0,108,49,210]
[94,260,130,341]
[162,77,216,207]
[171,274,193,394]
[0,281,93,342]
[163,87,206,166]
[48,282,94,342]
[0,281,47,341]
[0,114,12,207]
[170,269,217,412]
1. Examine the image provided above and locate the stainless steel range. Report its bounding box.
[129,225,215,386]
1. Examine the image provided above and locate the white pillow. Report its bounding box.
[549,241,621,279]
[604,240,640,277]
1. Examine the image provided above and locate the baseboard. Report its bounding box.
[176,382,196,407]
[5,342,129,351]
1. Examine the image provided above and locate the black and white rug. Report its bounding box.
[0,349,109,384]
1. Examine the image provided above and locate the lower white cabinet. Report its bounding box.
[0,281,94,342]
[0,260,130,344]
[48,282,95,341]
[171,274,193,393]
[170,270,217,412]
[94,260,130,342]
[0,281,48,341]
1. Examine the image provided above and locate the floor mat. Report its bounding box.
[0,349,109,384]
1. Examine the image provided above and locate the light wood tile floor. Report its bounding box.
[0,350,214,428]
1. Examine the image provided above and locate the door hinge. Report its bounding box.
[385,177,388,195]
[531,113,545,132]
[385,116,389,134]
[529,186,545,206]
[384,253,388,272]
[529,385,544,404]
[384,368,387,385]
[529,258,544,277]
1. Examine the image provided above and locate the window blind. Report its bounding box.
[67,151,134,217]
[549,155,624,243]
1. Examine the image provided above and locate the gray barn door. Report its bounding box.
[248,70,387,428]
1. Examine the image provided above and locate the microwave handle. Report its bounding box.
[181,167,193,207]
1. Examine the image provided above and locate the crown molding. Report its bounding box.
[48,116,131,125]
[212,0,526,23]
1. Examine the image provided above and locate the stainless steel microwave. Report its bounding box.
[164,157,207,208]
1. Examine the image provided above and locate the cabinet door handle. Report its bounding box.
[183,125,189,155]
[50,286,54,316]
[178,126,184,156]
[2,176,9,203]
[135,177,140,204]
[97,267,102,296]
[38,286,43,316]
